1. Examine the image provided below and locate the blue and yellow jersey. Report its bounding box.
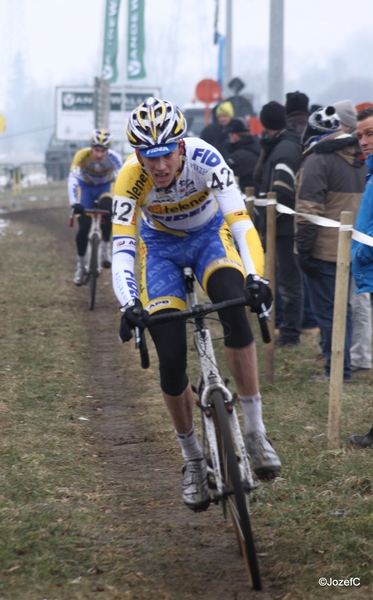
[111,137,264,307]
[68,147,123,205]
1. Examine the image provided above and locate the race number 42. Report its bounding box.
[112,197,137,225]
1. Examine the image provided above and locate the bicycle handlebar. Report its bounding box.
[148,296,271,340]
[69,207,111,227]
[135,296,270,370]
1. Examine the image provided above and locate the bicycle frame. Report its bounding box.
[69,202,111,310]
[84,208,104,279]
[182,268,257,501]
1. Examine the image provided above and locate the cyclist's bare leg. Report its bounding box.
[162,383,194,434]
[224,341,259,396]
[225,342,281,478]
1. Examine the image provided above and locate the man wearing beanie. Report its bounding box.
[295,106,367,382]
[226,117,261,194]
[285,91,309,135]
[200,101,234,159]
[332,100,372,375]
[256,100,304,347]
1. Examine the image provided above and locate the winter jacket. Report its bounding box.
[256,127,302,238]
[352,154,373,291]
[295,131,367,263]
[226,134,261,194]
[200,122,230,160]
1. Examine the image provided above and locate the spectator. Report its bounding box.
[285,91,319,334]
[332,100,371,373]
[226,117,261,195]
[350,105,373,446]
[285,91,309,135]
[200,101,234,159]
[295,106,367,382]
[256,101,304,347]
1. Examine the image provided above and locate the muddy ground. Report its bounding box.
[9,205,287,600]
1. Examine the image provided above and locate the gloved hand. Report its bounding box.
[118,298,149,343]
[244,274,273,315]
[72,203,85,215]
[298,252,318,278]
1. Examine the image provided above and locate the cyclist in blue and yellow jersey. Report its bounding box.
[112,98,281,511]
[68,129,123,285]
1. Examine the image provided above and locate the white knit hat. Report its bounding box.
[332,100,357,129]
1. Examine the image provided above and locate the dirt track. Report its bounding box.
[9,205,283,600]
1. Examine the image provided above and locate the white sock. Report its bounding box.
[176,425,204,461]
[240,393,266,434]
[77,255,85,267]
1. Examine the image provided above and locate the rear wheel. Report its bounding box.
[88,235,99,311]
[212,390,261,590]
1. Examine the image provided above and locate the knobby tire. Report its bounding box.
[88,235,99,311]
[212,390,262,591]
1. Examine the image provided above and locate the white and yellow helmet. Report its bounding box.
[90,129,113,148]
[126,97,187,156]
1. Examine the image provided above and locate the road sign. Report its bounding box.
[195,79,221,105]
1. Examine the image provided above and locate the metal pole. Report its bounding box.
[223,0,233,97]
[268,0,284,102]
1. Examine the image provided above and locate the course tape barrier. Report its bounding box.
[245,196,373,248]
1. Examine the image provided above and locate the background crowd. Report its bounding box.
[200,93,373,391]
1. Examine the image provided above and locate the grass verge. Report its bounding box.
[1,206,373,598]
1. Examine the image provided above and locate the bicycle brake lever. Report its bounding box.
[257,302,271,344]
[134,326,141,348]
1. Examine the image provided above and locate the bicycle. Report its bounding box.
[135,267,271,590]
[69,201,111,311]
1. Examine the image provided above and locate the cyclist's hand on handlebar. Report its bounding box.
[72,203,85,215]
[118,298,149,343]
[244,274,273,316]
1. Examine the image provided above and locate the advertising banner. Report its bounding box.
[127,0,146,79]
[101,0,122,82]
[56,87,160,147]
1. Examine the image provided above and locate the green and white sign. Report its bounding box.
[127,0,146,80]
[101,0,122,83]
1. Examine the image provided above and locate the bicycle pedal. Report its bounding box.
[242,480,259,492]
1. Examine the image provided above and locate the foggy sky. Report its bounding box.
[0,0,373,158]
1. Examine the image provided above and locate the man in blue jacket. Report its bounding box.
[350,105,373,446]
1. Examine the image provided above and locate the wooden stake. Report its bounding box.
[327,211,353,448]
[245,186,255,221]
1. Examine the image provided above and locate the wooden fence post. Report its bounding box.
[327,211,353,449]
[265,192,277,382]
[245,186,255,222]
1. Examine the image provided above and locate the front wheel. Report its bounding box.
[212,390,262,591]
[88,235,99,311]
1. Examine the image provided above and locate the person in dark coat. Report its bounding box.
[200,101,234,160]
[285,91,309,136]
[226,117,261,194]
[295,106,367,382]
[256,101,304,347]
